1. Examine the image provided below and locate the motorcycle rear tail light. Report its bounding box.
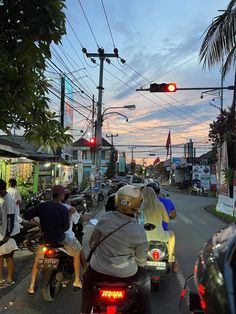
[100,289,125,302]
[151,249,161,260]
[43,247,56,255]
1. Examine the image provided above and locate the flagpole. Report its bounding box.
[169,143,173,185]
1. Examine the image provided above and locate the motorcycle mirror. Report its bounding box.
[90,219,98,226]
[144,223,156,231]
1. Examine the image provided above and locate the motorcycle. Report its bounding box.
[16,219,41,253]
[179,224,236,314]
[38,219,97,302]
[92,282,139,313]
[144,223,171,291]
[191,184,208,196]
[39,243,74,301]
[23,192,45,215]
[69,194,88,213]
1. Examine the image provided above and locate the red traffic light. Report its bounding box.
[89,137,96,145]
[166,83,176,92]
[150,83,177,93]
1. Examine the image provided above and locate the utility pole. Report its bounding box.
[60,75,65,129]
[106,134,118,178]
[83,48,119,191]
[58,75,65,157]
[106,133,118,148]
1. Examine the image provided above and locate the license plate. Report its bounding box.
[146,261,166,269]
[38,258,59,269]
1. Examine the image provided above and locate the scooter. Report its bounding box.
[191,184,208,196]
[69,194,88,213]
[144,223,171,291]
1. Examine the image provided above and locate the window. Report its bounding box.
[82,151,87,160]
[73,150,78,160]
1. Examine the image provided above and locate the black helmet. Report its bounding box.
[116,181,128,190]
[146,182,160,194]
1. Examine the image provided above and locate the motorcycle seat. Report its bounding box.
[41,243,64,248]
[95,282,132,289]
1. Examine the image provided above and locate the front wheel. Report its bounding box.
[41,269,62,301]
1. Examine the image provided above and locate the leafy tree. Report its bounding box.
[0,0,73,148]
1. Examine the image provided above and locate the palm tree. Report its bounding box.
[199,0,236,78]
[199,0,236,196]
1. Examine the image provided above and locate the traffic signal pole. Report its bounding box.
[136,85,236,92]
[83,48,118,191]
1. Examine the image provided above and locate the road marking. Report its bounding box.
[190,214,208,226]
[177,213,193,224]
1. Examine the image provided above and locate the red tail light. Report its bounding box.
[43,247,56,255]
[100,289,125,302]
[198,284,206,310]
[151,249,161,260]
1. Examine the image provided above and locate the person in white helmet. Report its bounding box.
[80,185,151,314]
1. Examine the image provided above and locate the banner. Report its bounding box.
[216,194,235,216]
[192,165,211,190]
[65,77,73,129]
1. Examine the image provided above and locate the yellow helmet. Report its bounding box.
[115,185,141,214]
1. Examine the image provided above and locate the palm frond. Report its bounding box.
[199,0,236,76]
[222,45,236,77]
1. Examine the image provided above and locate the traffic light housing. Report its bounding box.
[150,83,177,93]
[89,137,96,148]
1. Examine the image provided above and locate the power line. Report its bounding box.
[66,17,83,49]
[110,61,209,124]
[100,0,116,48]
[48,86,91,121]
[103,65,209,126]
[77,0,100,48]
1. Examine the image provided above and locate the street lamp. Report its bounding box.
[102,104,136,115]
[102,111,129,124]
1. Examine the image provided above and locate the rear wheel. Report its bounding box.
[151,281,160,292]
[41,270,62,301]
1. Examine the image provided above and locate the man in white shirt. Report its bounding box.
[0,179,20,287]
[7,179,22,216]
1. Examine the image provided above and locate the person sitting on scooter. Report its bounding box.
[141,187,176,271]
[24,185,82,295]
[80,185,151,314]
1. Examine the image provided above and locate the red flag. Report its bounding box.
[166,130,171,156]
[153,157,160,165]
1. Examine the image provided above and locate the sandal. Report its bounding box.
[27,288,35,295]
[72,281,82,293]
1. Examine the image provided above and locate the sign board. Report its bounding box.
[192,165,211,190]
[65,77,73,129]
[216,194,235,217]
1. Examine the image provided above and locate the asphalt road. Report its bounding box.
[0,192,226,314]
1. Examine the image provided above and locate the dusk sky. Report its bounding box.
[48,0,233,163]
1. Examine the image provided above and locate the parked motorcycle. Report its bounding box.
[69,194,87,213]
[191,184,208,196]
[16,220,41,253]
[144,223,171,291]
[23,192,45,215]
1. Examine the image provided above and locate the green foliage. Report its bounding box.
[0,0,73,148]
[16,176,33,199]
[222,168,234,187]
[200,0,236,77]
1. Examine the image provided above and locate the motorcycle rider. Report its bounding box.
[146,182,177,272]
[105,181,127,212]
[80,185,151,314]
[24,185,82,294]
